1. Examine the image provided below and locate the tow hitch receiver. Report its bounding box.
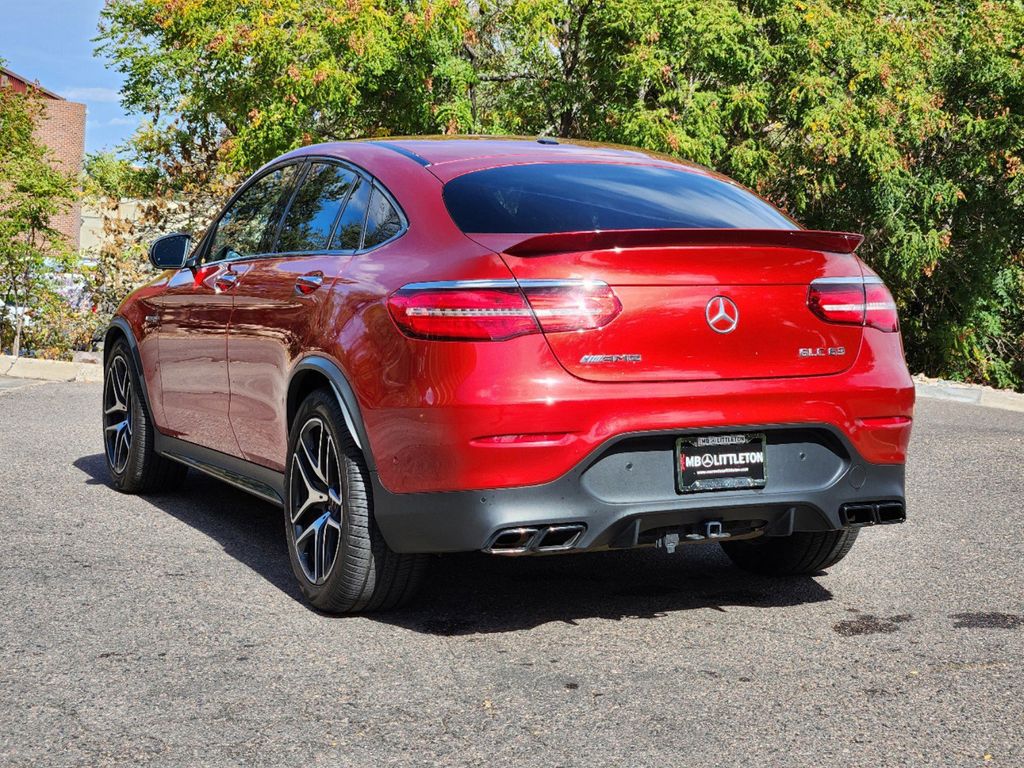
[657,520,731,554]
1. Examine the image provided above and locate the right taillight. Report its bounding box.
[808,276,898,332]
[387,279,622,341]
[863,280,899,332]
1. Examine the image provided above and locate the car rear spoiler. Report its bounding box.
[503,228,865,256]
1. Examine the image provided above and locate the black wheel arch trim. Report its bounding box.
[103,317,156,422]
[288,355,377,472]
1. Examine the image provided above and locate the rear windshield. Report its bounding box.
[443,162,794,233]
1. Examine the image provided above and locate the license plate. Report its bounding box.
[676,432,767,493]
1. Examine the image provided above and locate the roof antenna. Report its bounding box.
[536,136,560,145]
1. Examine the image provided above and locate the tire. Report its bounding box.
[102,340,187,493]
[720,528,859,576]
[284,388,426,613]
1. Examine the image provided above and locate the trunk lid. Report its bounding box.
[474,229,866,383]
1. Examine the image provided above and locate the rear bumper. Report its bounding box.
[360,327,913,494]
[373,423,906,554]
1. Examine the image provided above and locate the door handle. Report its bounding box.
[214,270,239,293]
[295,272,324,295]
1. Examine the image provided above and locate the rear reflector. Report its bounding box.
[470,433,574,446]
[807,276,899,332]
[388,279,621,341]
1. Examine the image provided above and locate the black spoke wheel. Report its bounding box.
[289,417,344,585]
[103,354,134,474]
[284,389,426,613]
[101,339,186,493]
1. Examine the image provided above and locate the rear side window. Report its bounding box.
[442,163,795,233]
[276,163,358,253]
[362,187,403,248]
[207,164,298,262]
[331,177,371,250]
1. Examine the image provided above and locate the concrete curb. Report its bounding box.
[914,379,1024,414]
[0,354,103,384]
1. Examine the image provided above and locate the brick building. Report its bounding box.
[1,66,87,248]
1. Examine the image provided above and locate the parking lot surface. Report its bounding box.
[1,381,1022,766]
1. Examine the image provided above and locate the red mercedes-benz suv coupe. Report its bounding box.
[103,137,913,613]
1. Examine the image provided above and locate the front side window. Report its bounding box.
[276,163,358,253]
[207,164,298,263]
[442,162,795,233]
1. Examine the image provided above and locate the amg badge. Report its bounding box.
[580,354,642,364]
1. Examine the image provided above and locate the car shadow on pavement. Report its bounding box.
[393,549,833,635]
[75,453,833,632]
[74,452,305,603]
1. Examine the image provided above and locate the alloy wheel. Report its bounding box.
[103,355,134,474]
[289,417,344,585]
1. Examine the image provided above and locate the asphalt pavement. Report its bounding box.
[1,380,1022,767]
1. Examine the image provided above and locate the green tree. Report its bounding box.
[97,0,476,171]
[0,85,77,358]
[471,0,1024,388]
[83,150,160,199]
[97,0,1024,389]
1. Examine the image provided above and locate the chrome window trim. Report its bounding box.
[190,153,409,269]
[299,156,409,254]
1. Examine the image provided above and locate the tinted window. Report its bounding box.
[331,177,370,250]
[362,187,403,248]
[207,165,298,262]
[276,163,357,253]
[443,163,795,233]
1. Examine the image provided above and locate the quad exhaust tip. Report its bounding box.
[484,524,586,555]
[840,500,906,528]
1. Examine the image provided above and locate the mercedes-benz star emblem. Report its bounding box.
[705,296,739,334]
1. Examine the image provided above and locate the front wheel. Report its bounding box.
[102,340,186,493]
[720,528,859,576]
[284,389,426,613]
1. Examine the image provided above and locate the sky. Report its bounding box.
[0,0,138,154]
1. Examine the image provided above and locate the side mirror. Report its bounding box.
[149,232,192,270]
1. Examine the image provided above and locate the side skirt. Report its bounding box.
[154,432,286,507]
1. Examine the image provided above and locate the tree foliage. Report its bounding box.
[0,85,78,357]
[98,0,1024,388]
[82,150,224,326]
[83,151,160,199]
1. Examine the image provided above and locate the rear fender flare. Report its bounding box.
[289,356,376,472]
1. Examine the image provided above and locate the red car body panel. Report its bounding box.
[227,253,351,470]
[490,244,865,383]
[343,326,912,494]
[114,138,913,504]
[151,265,238,456]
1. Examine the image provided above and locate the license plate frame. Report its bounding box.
[676,432,767,494]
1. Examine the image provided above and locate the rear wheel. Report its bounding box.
[284,389,426,613]
[102,340,186,493]
[720,529,859,576]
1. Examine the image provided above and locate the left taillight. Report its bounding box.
[807,276,899,333]
[387,279,622,341]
